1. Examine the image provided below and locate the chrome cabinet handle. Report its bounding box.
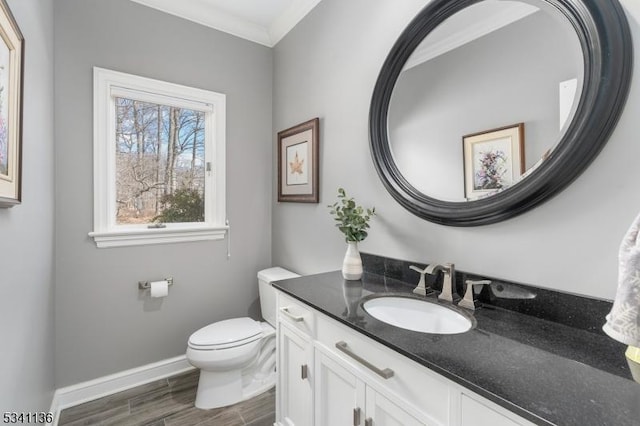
[353,407,361,426]
[365,418,373,426]
[301,364,308,380]
[335,341,394,379]
[280,307,304,322]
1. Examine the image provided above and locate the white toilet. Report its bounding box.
[186,267,300,409]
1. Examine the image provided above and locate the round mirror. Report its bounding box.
[370,0,632,226]
[389,0,584,202]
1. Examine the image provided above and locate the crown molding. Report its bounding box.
[269,0,323,46]
[404,3,539,71]
[131,0,323,47]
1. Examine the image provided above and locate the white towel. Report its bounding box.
[603,212,640,346]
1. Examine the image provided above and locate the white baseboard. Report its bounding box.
[49,355,194,425]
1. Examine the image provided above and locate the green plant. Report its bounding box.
[153,188,204,223]
[328,188,375,242]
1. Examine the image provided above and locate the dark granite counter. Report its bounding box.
[272,270,640,426]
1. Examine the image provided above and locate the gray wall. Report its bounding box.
[273,0,640,300]
[389,11,581,200]
[54,0,273,386]
[0,0,55,412]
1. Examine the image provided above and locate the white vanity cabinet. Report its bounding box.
[277,293,315,426]
[314,348,364,426]
[315,347,428,426]
[276,289,536,426]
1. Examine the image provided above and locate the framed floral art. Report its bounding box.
[463,123,524,200]
[0,0,23,207]
[277,118,319,203]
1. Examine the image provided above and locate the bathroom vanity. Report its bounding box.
[270,0,637,423]
[272,261,640,426]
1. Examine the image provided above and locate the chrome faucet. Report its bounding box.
[425,263,457,302]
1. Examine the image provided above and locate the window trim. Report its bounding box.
[90,67,227,248]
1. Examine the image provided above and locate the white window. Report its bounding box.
[90,67,227,248]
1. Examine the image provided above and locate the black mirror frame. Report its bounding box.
[369,0,633,226]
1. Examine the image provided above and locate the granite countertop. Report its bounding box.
[272,270,640,426]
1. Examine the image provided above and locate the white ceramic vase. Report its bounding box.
[342,241,363,280]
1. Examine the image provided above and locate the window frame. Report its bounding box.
[90,67,227,248]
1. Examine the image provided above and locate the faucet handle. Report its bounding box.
[409,265,434,296]
[458,279,492,310]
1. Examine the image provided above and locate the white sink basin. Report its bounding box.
[362,296,473,334]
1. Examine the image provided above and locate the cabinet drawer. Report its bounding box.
[316,314,450,425]
[277,292,316,338]
[461,394,522,426]
[459,392,534,426]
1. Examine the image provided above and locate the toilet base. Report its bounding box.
[194,368,276,410]
[188,322,277,410]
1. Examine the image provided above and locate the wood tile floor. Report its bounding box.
[58,370,276,426]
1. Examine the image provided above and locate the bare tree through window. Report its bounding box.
[115,97,206,224]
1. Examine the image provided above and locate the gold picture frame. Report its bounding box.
[0,0,23,207]
[277,118,319,203]
[463,123,525,200]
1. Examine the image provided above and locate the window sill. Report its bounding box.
[89,226,228,248]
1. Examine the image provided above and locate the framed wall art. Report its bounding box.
[463,123,524,200]
[0,0,23,208]
[277,118,319,203]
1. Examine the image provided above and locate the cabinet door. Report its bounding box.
[315,349,366,426]
[278,322,313,426]
[365,388,431,426]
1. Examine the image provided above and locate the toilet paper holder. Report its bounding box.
[138,278,174,290]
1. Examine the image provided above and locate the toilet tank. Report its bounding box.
[258,267,300,326]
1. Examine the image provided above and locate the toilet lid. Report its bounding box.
[189,317,262,349]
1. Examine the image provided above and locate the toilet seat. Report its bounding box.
[188,317,263,350]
